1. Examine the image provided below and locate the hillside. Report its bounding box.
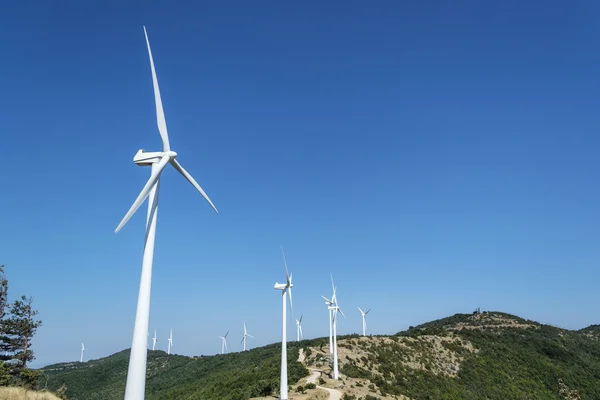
[40,344,307,400]
[39,312,600,400]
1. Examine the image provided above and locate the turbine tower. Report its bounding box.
[321,295,334,355]
[219,330,229,354]
[80,343,85,363]
[116,27,218,400]
[241,322,254,351]
[274,247,293,400]
[329,275,345,380]
[295,315,303,342]
[152,329,158,351]
[358,307,371,336]
[167,329,173,355]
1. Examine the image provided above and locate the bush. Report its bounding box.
[305,382,316,389]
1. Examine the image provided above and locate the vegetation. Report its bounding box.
[42,342,309,400]
[0,265,44,390]
[337,312,600,399]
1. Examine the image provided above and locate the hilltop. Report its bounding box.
[39,312,600,400]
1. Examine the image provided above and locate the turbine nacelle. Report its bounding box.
[133,149,178,166]
[274,282,293,290]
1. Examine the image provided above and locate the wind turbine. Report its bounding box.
[274,247,293,400]
[358,307,371,336]
[241,322,254,351]
[116,27,218,400]
[219,330,229,354]
[80,343,85,363]
[296,315,303,342]
[167,329,173,355]
[321,294,334,355]
[152,329,158,351]
[329,275,345,380]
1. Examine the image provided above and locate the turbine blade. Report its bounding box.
[339,308,347,319]
[248,334,254,339]
[288,287,293,317]
[115,154,170,232]
[366,308,371,314]
[225,330,229,338]
[170,159,218,213]
[299,314,303,323]
[321,296,332,303]
[330,273,336,296]
[143,26,170,152]
[299,325,303,338]
[281,247,290,284]
[358,306,364,315]
[241,337,244,344]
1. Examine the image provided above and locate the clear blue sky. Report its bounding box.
[1,1,599,368]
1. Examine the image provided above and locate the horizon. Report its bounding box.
[1,1,599,369]
[33,309,597,369]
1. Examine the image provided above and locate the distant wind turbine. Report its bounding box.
[274,247,294,400]
[80,343,85,363]
[219,330,229,354]
[296,315,304,342]
[167,329,173,355]
[152,329,158,351]
[358,307,371,336]
[241,322,254,351]
[116,27,219,400]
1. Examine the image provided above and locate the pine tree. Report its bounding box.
[0,296,42,368]
[0,265,8,320]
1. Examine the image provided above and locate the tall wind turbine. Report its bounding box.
[152,329,158,351]
[358,307,371,336]
[219,330,229,354]
[241,322,254,351]
[167,329,173,355]
[321,294,335,355]
[274,247,293,400]
[80,343,85,363]
[116,27,218,400]
[329,275,345,380]
[296,315,303,342]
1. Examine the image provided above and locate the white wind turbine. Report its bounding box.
[219,330,229,354]
[273,247,293,400]
[329,275,345,380]
[152,329,158,351]
[321,294,335,356]
[358,307,371,336]
[80,343,85,363]
[241,322,254,351]
[296,315,303,342]
[167,329,173,355]
[116,27,218,400]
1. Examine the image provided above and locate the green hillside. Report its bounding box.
[333,311,600,399]
[40,343,308,400]
[39,312,600,400]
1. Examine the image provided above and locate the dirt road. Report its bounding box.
[307,369,342,400]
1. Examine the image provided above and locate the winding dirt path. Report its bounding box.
[306,369,342,400]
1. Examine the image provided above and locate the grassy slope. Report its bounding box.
[41,344,308,400]
[339,312,600,399]
[40,312,600,400]
[0,387,61,400]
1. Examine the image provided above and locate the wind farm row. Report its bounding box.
[76,289,371,362]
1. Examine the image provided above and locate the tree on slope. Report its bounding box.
[0,296,42,368]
